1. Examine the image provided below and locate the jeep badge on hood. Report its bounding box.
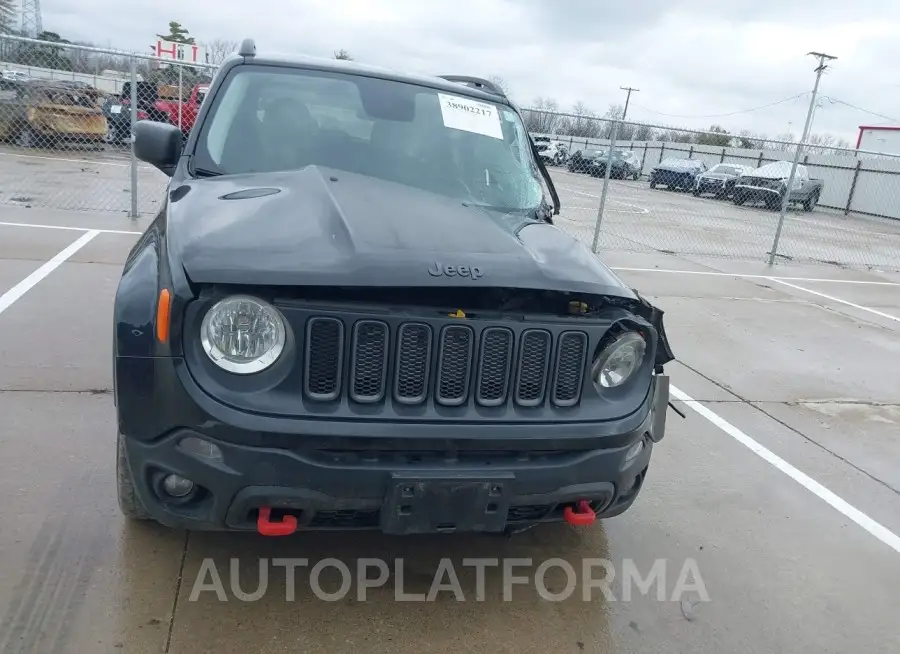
[428,262,484,279]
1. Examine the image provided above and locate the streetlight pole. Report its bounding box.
[592,86,639,251]
[767,51,836,266]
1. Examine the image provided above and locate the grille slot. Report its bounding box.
[515,329,551,406]
[304,317,344,401]
[552,331,588,407]
[350,320,388,403]
[436,325,474,406]
[394,323,432,405]
[475,327,513,406]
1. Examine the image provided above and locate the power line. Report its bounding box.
[819,96,900,124]
[632,93,808,119]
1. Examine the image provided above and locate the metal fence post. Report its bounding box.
[129,56,138,219]
[591,120,619,252]
[845,160,862,215]
[177,65,183,132]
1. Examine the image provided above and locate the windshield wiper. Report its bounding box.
[192,167,222,178]
[462,201,551,223]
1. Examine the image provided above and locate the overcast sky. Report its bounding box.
[43,0,900,145]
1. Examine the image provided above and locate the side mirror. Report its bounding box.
[133,121,182,176]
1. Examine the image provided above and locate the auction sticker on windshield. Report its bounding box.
[437,93,503,140]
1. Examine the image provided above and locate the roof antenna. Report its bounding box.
[238,38,256,58]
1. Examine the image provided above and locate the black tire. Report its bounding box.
[650,180,657,189]
[117,431,150,520]
[803,191,819,212]
[692,188,700,197]
[633,171,639,181]
[733,192,746,206]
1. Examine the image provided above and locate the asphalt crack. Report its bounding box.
[164,531,190,654]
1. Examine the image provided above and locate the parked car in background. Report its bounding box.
[732,161,824,211]
[692,162,752,198]
[588,149,643,180]
[649,158,707,190]
[154,82,210,137]
[0,80,107,149]
[567,148,605,173]
[532,136,568,165]
[2,70,30,83]
[102,81,168,144]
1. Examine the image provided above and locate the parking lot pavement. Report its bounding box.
[0,145,167,215]
[0,211,899,653]
[550,168,900,270]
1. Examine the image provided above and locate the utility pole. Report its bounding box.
[620,86,639,120]
[592,86,638,252]
[768,52,836,266]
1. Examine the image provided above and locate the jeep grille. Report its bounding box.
[301,317,590,409]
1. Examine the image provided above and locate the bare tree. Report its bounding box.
[487,75,509,94]
[695,124,731,147]
[633,123,655,141]
[522,97,561,134]
[601,104,626,139]
[562,102,601,138]
[737,129,759,149]
[205,38,239,65]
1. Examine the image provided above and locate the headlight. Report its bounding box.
[591,331,646,389]
[200,295,286,374]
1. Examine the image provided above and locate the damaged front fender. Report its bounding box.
[631,290,675,367]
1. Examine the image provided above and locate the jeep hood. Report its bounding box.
[165,166,636,299]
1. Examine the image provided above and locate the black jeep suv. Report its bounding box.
[115,38,675,537]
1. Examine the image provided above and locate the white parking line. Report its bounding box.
[0,151,134,168]
[611,267,900,286]
[557,186,650,214]
[670,384,900,555]
[0,231,99,317]
[0,221,143,235]
[766,277,900,322]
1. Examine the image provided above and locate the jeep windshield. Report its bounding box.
[192,65,549,213]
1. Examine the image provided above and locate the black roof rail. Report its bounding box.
[437,75,506,98]
[238,38,256,58]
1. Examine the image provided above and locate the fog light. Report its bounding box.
[162,474,194,498]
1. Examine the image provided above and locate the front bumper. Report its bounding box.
[695,180,727,194]
[734,185,783,203]
[117,357,669,534]
[651,172,692,187]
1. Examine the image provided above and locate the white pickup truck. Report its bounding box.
[732,160,824,211]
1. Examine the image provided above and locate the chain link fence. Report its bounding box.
[0,34,216,216]
[0,33,897,272]
[525,109,900,271]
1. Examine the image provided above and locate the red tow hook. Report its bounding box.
[563,500,597,527]
[256,507,298,537]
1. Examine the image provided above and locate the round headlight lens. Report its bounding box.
[592,331,646,389]
[200,295,286,374]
